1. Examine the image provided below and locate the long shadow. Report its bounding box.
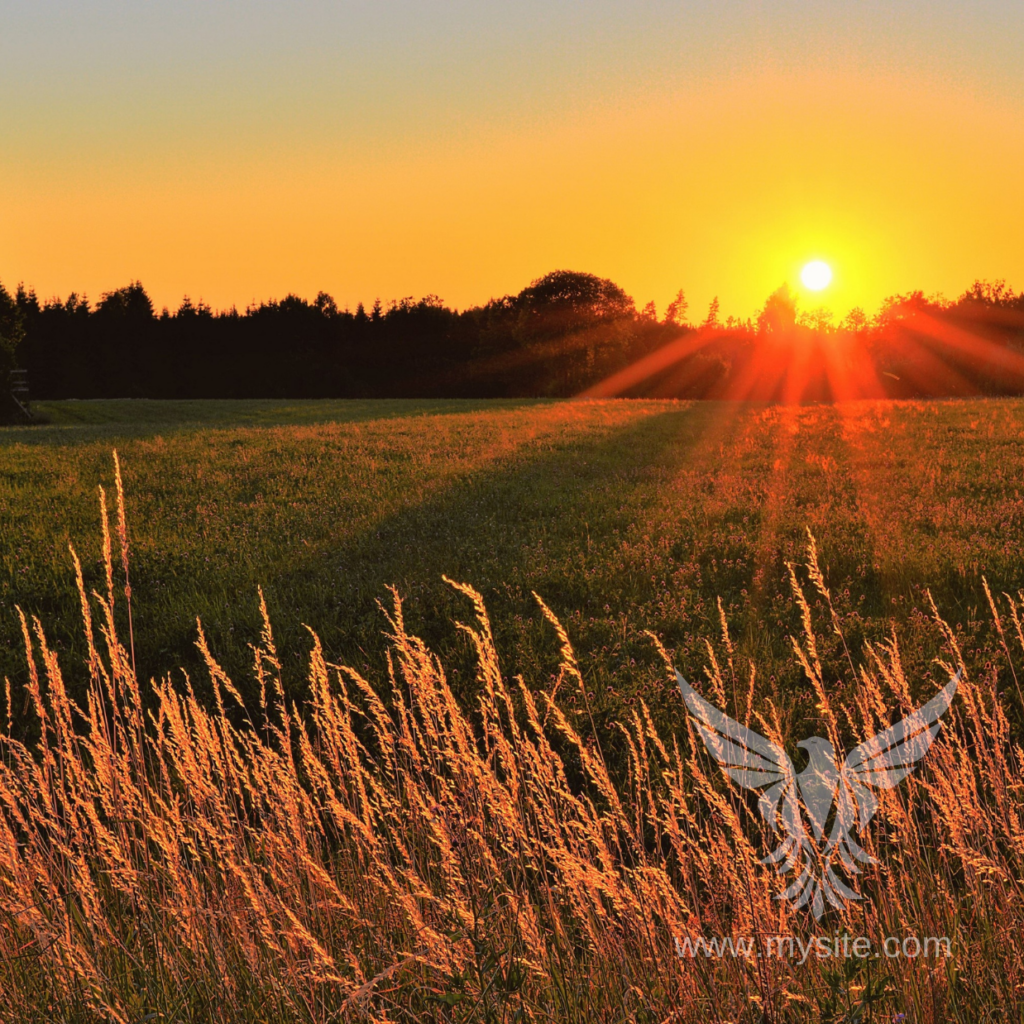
[0,398,551,448]
[9,398,1010,758]
[4,402,687,710]
[149,404,720,716]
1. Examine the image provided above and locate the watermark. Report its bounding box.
[676,669,961,919]
[675,934,952,964]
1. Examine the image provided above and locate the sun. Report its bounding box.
[800,260,833,291]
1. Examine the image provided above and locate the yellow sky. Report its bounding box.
[3,28,1024,319]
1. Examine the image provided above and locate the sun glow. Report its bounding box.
[801,260,833,291]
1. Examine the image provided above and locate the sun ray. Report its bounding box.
[577,330,719,398]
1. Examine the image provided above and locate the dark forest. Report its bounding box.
[2,270,1024,411]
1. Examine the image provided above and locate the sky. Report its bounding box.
[2,1,1023,320]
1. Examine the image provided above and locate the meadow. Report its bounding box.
[1,396,1024,1022]
[3,396,1022,730]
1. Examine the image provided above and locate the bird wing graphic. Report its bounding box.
[678,667,960,920]
[676,671,802,851]
[838,669,960,834]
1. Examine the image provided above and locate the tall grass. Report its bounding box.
[1,458,1023,1022]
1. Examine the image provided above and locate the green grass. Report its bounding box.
[2,396,1022,741]
[30,397,535,430]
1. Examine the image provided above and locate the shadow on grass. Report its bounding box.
[179,405,726,741]
[6,399,1012,755]
[108,405,708,713]
[0,398,552,447]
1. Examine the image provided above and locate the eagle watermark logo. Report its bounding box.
[677,669,959,919]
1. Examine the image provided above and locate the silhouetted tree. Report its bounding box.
[958,279,1024,310]
[0,282,24,417]
[798,306,834,333]
[756,285,796,334]
[515,271,635,334]
[840,307,869,333]
[510,270,639,394]
[90,282,157,395]
[664,289,689,327]
[10,270,1024,403]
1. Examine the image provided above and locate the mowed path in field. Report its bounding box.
[1,397,1022,734]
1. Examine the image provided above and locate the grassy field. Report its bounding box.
[3,396,1024,1022]
[2,396,1021,735]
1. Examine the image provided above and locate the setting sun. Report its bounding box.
[801,260,834,291]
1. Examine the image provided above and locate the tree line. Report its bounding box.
[1,270,1023,411]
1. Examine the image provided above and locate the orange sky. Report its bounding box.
[2,3,1023,320]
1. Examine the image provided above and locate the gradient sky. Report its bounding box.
[2,1,1023,319]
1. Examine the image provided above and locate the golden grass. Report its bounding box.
[1,455,1023,1022]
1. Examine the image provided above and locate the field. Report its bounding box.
[2,396,1024,1022]
[3,397,1022,725]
